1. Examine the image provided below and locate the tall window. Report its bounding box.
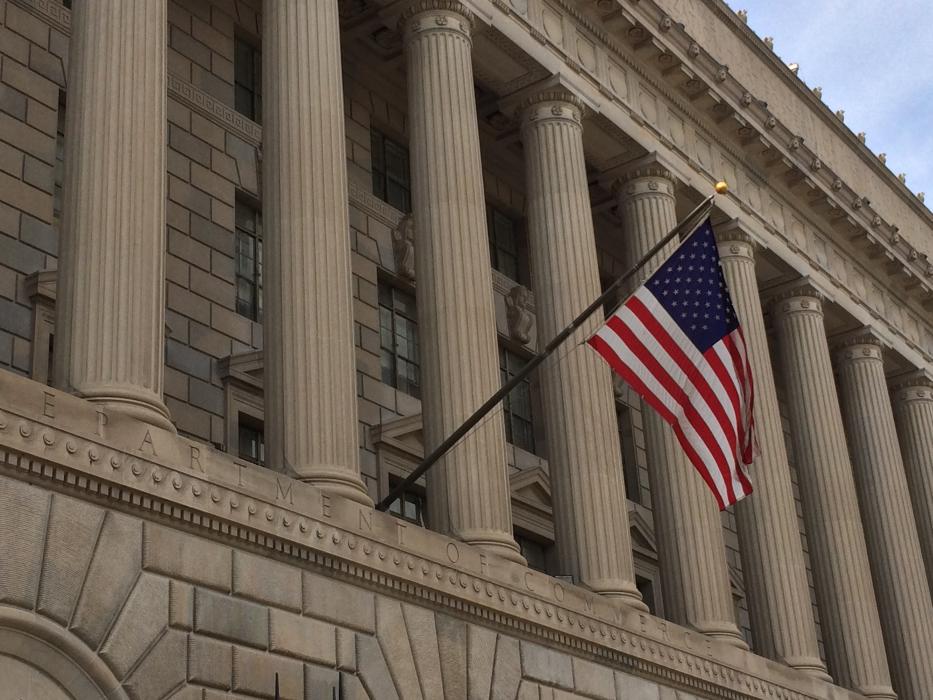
[499,347,535,453]
[487,205,520,282]
[378,283,420,397]
[234,36,261,122]
[371,129,411,213]
[238,414,265,466]
[235,200,262,321]
[616,403,642,504]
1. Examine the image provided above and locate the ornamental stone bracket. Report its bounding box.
[0,369,863,700]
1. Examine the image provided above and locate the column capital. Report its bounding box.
[767,280,828,317]
[517,89,586,127]
[603,153,681,200]
[832,327,885,364]
[714,219,758,261]
[890,369,933,402]
[399,0,473,38]
[500,74,594,125]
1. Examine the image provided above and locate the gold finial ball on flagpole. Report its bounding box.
[715,181,729,194]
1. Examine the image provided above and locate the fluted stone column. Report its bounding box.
[835,331,933,700]
[716,226,827,677]
[615,163,745,647]
[53,0,172,430]
[518,89,644,606]
[771,286,894,699]
[892,372,933,586]
[401,1,522,563]
[262,1,370,504]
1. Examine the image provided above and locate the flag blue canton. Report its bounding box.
[645,219,738,353]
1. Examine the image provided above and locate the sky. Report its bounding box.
[729,0,933,203]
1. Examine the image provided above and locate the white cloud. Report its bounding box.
[732,0,933,200]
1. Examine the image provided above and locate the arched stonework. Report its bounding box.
[0,607,126,700]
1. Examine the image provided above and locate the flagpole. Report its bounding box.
[375,185,726,512]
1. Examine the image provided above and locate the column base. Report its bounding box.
[295,466,374,507]
[694,621,750,650]
[782,656,832,684]
[854,685,897,700]
[588,581,649,612]
[456,528,527,565]
[81,388,175,433]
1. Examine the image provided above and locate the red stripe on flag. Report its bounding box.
[625,297,741,454]
[588,333,727,510]
[604,313,738,505]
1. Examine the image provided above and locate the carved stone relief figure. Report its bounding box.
[392,214,416,280]
[505,284,534,344]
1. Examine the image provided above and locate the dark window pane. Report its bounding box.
[499,347,535,453]
[378,282,420,398]
[238,416,265,466]
[371,129,411,213]
[235,201,262,321]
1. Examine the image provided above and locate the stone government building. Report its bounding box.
[1,0,932,697]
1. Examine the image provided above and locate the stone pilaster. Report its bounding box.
[53,0,172,431]
[262,1,370,504]
[834,332,933,700]
[401,1,522,563]
[519,90,644,606]
[770,287,894,699]
[614,164,745,647]
[891,372,933,586]
[716,227,826,678]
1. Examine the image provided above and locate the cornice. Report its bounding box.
[0,370,841,700]
[484,0,933,370]
[700,0,932,225]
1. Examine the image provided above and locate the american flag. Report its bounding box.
[588,219,754,509]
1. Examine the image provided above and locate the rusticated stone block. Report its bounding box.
[437,614,467,700]
[520,641,573,690]
[189,634,233,689]
[0,475,49,608]
[402,603,444,698]
[36,494,104,625]
[490,634,521,700]
[233,550,301,611]
[170,580,194,630]
[341,672,369,700]
[468,624,496,700]
[100,574,170,678]
[305,664,340,699]
[572,657,614,700]
[336,627,356,672]
[194,587,268,648]
[375,598,422,699]
[233,646,303,699]
[143,522,232,591]
[124,629,187,700]
[615,672,661,700]
[267,608,336,665]
[71,510,142,648]
[302,571,375,633]
[356,634,399,700]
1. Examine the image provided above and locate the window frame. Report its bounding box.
[486,203,522,283]
[370,128,412,213]
[378,281,421,398]
[499,345,536,455]
[234,34,262,123]
[235,198,263,322]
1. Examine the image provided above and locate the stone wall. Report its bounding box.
[0,472,676,700]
